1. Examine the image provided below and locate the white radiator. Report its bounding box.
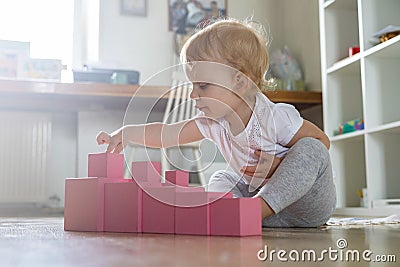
[0,111,51,203]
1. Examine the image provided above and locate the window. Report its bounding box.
[0,0,74,67]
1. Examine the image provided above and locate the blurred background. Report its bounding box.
[0,0,321,215]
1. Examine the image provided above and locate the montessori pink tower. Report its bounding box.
[64,152,261,236]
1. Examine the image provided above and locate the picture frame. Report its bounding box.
[168,0,227,32]
[121,0,147,17]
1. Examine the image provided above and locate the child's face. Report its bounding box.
[190,82,239,119]
[187,62,242,119]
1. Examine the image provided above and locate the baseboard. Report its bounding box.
[0,203,64,217]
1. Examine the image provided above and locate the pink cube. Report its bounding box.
[142,186,176,234]
[210,198,262,236]
[175,192,233,235]
[207,192,233,201]
[104,180,143,233]
[162,181,205,192]
[165,170,189,187]
[175,186,205,193]
[88,153,124,178]
[131,161,162,183]
[64,177,126,232]
[161,181,206,192]
[175,192,209,235]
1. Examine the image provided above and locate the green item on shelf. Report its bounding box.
[334,118,364,136]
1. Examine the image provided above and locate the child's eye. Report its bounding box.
[199,83,209,89]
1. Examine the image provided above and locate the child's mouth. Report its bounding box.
[196,105,207,111]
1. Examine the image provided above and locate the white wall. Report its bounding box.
[97,0,278,85]
[47,113,77,207]
[230,0,321,91]
[280,0,321,91]
[98,0,321,90]
[228,0,282,52]
[98,0,174,85]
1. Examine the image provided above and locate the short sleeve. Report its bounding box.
[272,103,304,146]
[193,112,219,141]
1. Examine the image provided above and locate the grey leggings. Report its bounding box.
[207,137,336,227]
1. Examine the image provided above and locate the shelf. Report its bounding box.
[321,0,400,212]
[323,0,357,10]
[262,90,322,110]
[365,132,400,202]
[361,0,400,51]
[323,0,335,9]
[330,121,400,142]
[0,79,322,112]
[324,71,363,138]
[323,4,359,68]
[330,137,366,208]
[327,53,361,74]
[331,130,365,142]
[0,79,170,112]
[0,78,169,98]
[364,35,400,59]
[364,53,400,128]
[262,90,321,104]
[368,121,400,135]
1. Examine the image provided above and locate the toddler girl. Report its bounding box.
[97,19,336,227]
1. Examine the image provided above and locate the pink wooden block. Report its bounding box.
[131,161,162,183]
[210,198,262,236]
[104,180,143,233]
[142,186,176,234]
[161,182,205,192]
[165,170,189,187]
[88,153,124,178]
[175,192,209,235]
[175,192,233,235]
[175,186,205,193]
[207,192,233,201]
[64,177,126,232]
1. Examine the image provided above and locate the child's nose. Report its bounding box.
[190,87,199,100]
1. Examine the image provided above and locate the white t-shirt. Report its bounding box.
[194,92,303,177]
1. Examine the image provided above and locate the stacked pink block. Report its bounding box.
[64,152,261,236]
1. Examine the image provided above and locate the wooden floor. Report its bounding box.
[0,217,399,267]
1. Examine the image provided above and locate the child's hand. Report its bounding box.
[240,150,278,189]
[240,149,274,177]
[96,128,124,154]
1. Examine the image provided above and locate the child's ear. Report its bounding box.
[233,72,251,93]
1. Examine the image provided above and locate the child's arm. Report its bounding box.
[241,120,329,181]
[253,120,330,219]
[285,120,330,150]
[96,119,204,153]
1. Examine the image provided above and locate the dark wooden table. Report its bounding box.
[0,79,321,112]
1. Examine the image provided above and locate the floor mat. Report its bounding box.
[326,214,400,226]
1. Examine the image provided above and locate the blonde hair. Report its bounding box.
[180,18,270,89]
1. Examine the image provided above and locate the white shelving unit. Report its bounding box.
[319,0,400,215]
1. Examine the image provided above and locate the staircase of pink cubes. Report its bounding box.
[64,152,261,236]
